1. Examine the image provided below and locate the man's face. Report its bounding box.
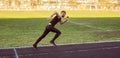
[61,12,66,17]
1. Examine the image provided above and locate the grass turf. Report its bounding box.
[0,17,120,48]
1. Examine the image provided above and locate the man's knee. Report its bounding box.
[57,31,61,35]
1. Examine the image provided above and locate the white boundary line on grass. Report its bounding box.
[0,40,120,49]
[69,21,105,30]
[69,21,120,31]
[13,48,19,58]
[69,20,120,33]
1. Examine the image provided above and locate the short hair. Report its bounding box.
[61,10,66,14]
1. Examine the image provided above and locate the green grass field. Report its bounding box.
[0,10,120,48]
[0,17,120,48]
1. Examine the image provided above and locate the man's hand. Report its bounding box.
[60,16,69,24]
[66,16,69,18]
[66,16,69,22]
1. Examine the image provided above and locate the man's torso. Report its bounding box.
[49,16,61,26]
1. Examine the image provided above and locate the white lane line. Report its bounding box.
[1,40,120,49]
[65,46,120,53]
[78,46,120,52]
[18,53,49,57]
[69,21,105,30]
[13,48,19,58]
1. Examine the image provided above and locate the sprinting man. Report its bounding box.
[33,10,69,49]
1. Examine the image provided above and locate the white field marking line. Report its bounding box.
[0,40,120,49]
[65,46,120,53]
[69,21,105,30]
[57,40,120,46]
[69,21,120,32]
[13,48,19,58]
[18,53,49,57]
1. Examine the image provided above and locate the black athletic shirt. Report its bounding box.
[50,16,61,26]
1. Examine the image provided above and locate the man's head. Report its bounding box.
[61,10,66,17]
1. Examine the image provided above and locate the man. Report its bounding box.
[33,10,69,49]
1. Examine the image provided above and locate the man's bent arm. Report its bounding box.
[48,11,60,20]
[60,16,69,25]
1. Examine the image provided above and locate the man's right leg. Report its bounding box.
[33,28,50,49]
[50,27,61,46]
